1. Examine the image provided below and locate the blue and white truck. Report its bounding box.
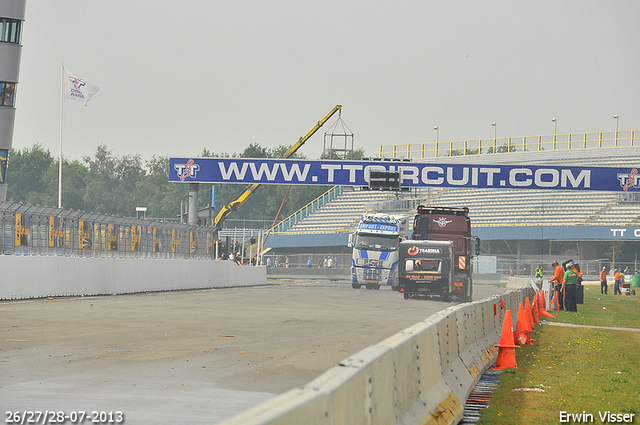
[348,213,409,290]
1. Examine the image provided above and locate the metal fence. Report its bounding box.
[495,256,640,281]
[262,252,350,270]
[1,201,218,259]
[269,186,343,233]
[379,130,639,159]
[259,252,640,281]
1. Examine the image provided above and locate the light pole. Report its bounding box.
[434,126,439,143]
[491,122,497,153]
[614,115,619,146]
[551,118,557,150]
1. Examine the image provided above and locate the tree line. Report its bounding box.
[6,143,364,226]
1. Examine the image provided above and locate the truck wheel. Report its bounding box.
[366,284,374,290]
[352,284,361,289]
[373,285,380,290]
[403,292,410,300]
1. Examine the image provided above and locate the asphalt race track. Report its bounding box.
[1,279,505,424]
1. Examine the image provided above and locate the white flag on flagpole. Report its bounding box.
[63,67,100,106]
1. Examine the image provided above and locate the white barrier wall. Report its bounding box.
[0,256,266,300]
[220,288,532,425]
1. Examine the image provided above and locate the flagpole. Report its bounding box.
[58,63,64,208]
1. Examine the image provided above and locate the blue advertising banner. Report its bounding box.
[169,158,640,192]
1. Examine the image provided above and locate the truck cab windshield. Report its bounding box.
[355,234,398,251]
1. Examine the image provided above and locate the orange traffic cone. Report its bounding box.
[550,289,558,311]
[532,297,540,325]
[493,309,520,370]
[525,297,535,330]
[513,302,532,345]
[539,290,546,310]
[539,306,555,318]
[538,290,555,318]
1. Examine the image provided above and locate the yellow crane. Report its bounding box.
[213,105,342,231]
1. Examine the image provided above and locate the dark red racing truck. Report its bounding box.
[398,206,479,301]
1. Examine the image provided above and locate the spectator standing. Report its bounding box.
[285,256,290,268]
[327,257,333,268]
[534,265,543,286]
[600,267,608,294]
[614,269,622,295]
[563,261,578,312]
[266,257,272,267]
[307,256,312,268]
[323,257,328,268]
[334,257,338,268]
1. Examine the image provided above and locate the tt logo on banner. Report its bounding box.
[618,168,639,191]
[174,159,200,181]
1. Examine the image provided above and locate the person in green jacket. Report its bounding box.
[534,265,544,286]
[563,261,579,312]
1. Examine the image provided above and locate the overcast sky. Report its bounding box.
[12,0,640,163]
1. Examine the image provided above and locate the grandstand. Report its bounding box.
[284,189,399,233]
[276,187,635,232]
[265,145,640,276]
[273,146,640,233]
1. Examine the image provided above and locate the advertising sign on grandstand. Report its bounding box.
[153,228,162,253]
[15,213,31,247]
[107,224,118,251]
[80,220,93,249]
[170,158,638,192]
[49,216,64,248]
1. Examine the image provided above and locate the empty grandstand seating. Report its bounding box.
[284,190,399,233]
[275,147,640,233]
[588,203,640,226]
[428,188,619,227]
[279,187,636,232]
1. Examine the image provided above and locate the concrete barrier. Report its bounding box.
[506,276,535,289]
[219,287,533,425]
[473,273,501,284]
[0,256,266,300]
[267,267,349,280]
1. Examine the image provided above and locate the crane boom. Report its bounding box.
[213,105,342,230]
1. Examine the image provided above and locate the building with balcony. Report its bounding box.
[0,0,25,200]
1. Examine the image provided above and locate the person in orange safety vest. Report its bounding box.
[600,267,608,295]
[549,260,565,310]
[614,269,622,295]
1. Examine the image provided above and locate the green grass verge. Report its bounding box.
[478,288,640,425]
[546,285,640,328]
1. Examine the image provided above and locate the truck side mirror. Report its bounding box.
[347,233,354,248]
[475,237,481,256]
